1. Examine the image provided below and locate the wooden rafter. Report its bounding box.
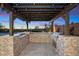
[0,3,77,21]
[52,4,77,20]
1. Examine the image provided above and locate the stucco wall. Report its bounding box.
[73,23,79,36]
[55,23,79,35]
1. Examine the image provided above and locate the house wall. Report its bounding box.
[54,23,79,35]
[73,23,79,36]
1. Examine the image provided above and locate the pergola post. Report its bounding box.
[26,21,29,32]
[53,24,56,32]
[62,13,70,35]
[51,21,54,32]
[9,12,16,36]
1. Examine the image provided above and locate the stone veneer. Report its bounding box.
[0,33,29,56]
[13,34,29,56]
[0,32,50,56]
[1,32,79,56]
[50,33,79,56]
[0,36,14,56]
[64,36,79,56]
[29,32,50,43]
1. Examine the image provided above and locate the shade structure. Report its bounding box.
[0,3,77,21]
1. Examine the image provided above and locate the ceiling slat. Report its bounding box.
[8,3,73,21]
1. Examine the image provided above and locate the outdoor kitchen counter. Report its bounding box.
[62,35,79,56]
[0,32,29,56]
[50,34,79,56]
[13,33,29,56]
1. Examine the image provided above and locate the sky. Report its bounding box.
[0,5,79,29]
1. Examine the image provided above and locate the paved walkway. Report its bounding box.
[20,43,58,56]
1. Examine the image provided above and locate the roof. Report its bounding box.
[1,3,77,21]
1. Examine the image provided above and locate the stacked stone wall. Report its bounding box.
[29,32,50,43]
[0,33,29,56]
[50,34,79,56]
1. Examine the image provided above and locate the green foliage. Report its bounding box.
[35,26,39,29]
[0,23,3,27]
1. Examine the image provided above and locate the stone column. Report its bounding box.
[62,13,70,35]
[9,12,16,36]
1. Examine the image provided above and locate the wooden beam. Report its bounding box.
[29,17,52,21]
[25,13,56,15]
[52,4,77,20]
[18,12,60,14]
[15,8,64,10]
[16,8,63,12]
[26,21,29,31]
[16,3,68,6]
[21,13,56,16]
[29,15,54,18]
[0,3,4,7]
[51,21,53,32]
[0,3,26,21]
[13,5,64,8]
[62,13,70,35]
[9,12,14,36]
[17,10,61,12]
[16,8,64,10]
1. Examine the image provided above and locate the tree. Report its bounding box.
[0,23,3,28]
[35,26,39,29]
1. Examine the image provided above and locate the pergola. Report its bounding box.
[0,3,77,36]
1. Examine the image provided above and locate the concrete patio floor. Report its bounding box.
[19,43,58,56]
